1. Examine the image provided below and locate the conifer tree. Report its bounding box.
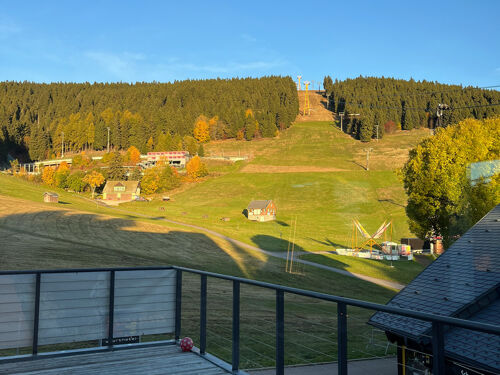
[107,152,125,180]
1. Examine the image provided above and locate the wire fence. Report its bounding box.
[178,273,401,371]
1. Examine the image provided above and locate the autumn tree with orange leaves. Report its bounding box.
[127,146,141,164]
[186,155,208,180]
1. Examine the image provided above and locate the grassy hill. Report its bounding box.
[149,121,430,252]
[0,121,430,286]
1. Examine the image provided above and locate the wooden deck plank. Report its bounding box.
[0,345,229,374]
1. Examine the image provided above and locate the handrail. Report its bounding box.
[174,266,500,335]
[1,265,499,335]
[1,265,499,375]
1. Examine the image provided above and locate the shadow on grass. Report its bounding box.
[0,210,267,278]
[275,220,289,227]
[351,160,367,170]
[307,237,347,249]
[251,234,295,253]
[378,198,405,208]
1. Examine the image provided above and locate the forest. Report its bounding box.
[323,76,500,141]
[0,76,299,162]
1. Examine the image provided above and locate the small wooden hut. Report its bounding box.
[43,192,59,203]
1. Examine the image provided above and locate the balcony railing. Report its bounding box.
[0,266,498,375]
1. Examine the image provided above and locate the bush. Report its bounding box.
[55,170,70,189]
[384,121,399,134]
[141,164,180,195]
[66,171,87,192]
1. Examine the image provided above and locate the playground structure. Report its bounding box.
[351,219,393,254]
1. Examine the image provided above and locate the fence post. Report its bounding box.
[200,274,207,355]
[32,273,41,355]
[276,290,285,375]
[432,322,445,374]
[175,269,182,341]
[107,270,115,349]
[232,280,240,372]
[337,302,347,375]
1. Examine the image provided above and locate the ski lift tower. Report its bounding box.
[297,75,302,91]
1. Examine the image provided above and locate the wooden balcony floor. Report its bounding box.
[0,345,230,375]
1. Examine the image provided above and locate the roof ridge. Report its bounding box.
[452,285,500,320]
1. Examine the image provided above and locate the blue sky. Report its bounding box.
[1,1,499,87]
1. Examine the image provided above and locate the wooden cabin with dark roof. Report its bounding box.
[369,204,500,375]
[246,200,276,222]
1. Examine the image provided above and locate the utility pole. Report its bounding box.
[375,124,379,142]
[107,127,111,153]
[364,148,373,171]
[61,132,64,158]
[339,112,344,132]
[436,103,449,129]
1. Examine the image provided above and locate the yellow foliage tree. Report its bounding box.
[57,161,70,172]
[82,171,105,199]
[186,155,208,180]
[141,168,160,195]
[127,146,141,164]
[41,167,56,187]
[193,115,210,143]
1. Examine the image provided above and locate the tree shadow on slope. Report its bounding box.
[251,234,297,253]
[306,237,347,249]
[0,210,398,301]
[0,210,266,278]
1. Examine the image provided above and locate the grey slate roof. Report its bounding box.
[247,200,272,210]
[369,204,500,371]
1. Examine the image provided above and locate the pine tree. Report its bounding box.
[107,152,125,180]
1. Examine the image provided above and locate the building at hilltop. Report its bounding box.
[369,204,500,375]
[146,151,190,168]
[102,181,140,203]
[246,200,276,222]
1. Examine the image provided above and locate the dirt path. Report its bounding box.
[111,206,405,290]
[0,193,404,290]
[296,91,336,122]
[240,165,347,173]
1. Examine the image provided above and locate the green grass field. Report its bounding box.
[120,122,428,283]
[0,121,429,286]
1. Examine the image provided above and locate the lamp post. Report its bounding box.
[107,127,111,153]
[364,147,373,171]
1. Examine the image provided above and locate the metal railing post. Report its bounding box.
[276,290,285,375]
[200,274,207,355]
[432,322,445,374]
[232,280,240,372]
[338,302,348,375]
[175,269,182,341]
[107,270,115,349]
[32,273,41,355]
